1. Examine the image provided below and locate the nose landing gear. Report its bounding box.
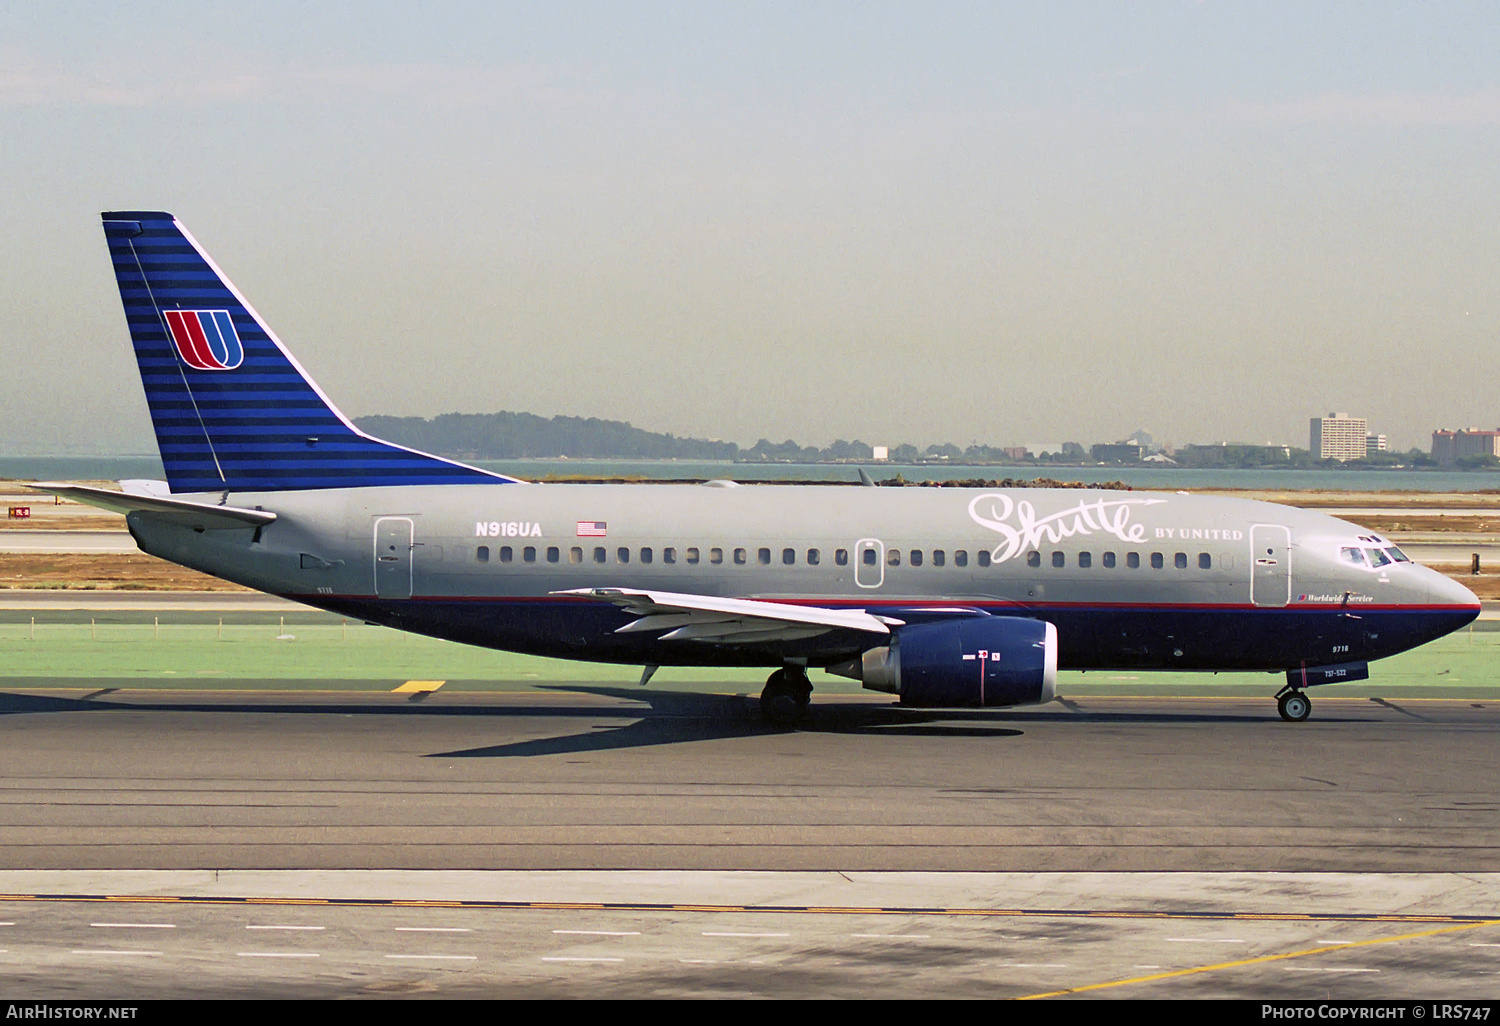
[1276,687,1312,722]
[760,667,812,729]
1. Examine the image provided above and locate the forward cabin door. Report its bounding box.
[374,517,414,600]
[1250,524,1291,607]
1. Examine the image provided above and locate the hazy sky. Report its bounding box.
[4,2,1499,455]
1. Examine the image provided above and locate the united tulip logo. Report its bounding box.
[163,310,244,370]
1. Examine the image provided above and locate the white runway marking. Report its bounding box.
[850,933,930,939]
[91,922,175,929]
[542,956,624,963]
[238,952,320,958]
[247,925,325,930]
[703,931,789,938]
[553,929,641,936]
[395,927,471,932]
[1284,967,1379,973]
[384,954,477,961]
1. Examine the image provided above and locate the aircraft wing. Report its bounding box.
[553,587,904,644]
[29,483,277,531]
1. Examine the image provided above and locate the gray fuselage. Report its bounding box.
[124,483,1480,674]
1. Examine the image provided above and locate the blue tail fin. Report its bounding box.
[101,211,519,493]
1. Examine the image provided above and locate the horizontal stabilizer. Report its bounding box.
[29,482,276,531]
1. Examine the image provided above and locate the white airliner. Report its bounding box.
[34,211,1480,727]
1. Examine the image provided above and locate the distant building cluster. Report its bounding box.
[1432,428,1500,465]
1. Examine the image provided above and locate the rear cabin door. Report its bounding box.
[374,517,414,600]
[1250,524,1291,607]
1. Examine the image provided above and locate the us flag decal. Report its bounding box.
[576,521,607,537]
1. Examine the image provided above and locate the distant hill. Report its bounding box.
[354,411,1029,464]
[354,412,743,460]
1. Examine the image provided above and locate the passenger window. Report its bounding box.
[932,549,945,566]
[569,547,582,564]
[500,546,513,563]
[594,547,606,564]
[546,546,559,563]
[977,550,991,567]
[1151,552,1164,569]
[1027,551,1041,568]
[1079,551,1091,568]
[1127,552,1140,569]
[1173,552,1186,569]
[758,547,771,566]
[1102,551,1116,568]
[1198,553,1211,569]
[663,547,676,564]
[734,548,747,565]
[1051,551,1064,568]
[523,546,536,563]
[782,548,795,565]
[710,547,723,565]
[910,549,923,567]
[887,549,901,567]
[617,547,630,564]
[835,549,848,566]
[863,548,878,566]
[476,546,490,563]
[1366,548,1391,568]
[807,549,820,566]
[686,547,700,564]
[955,550,968,567]
[640,547,653,564]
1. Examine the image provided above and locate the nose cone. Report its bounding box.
[1426,568,1481,632]
[1430,570,1481,609]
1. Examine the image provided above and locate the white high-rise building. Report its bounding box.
[1310,412,1368,461]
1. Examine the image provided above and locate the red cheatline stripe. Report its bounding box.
[283,592,1473,615]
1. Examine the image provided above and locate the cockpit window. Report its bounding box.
[1386,547,1411,563]
[1365,548,1391,568]
[1340,547,1367,566]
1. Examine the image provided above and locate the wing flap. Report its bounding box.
[553,587,901,644]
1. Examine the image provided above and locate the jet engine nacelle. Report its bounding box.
[860,616,1058,707]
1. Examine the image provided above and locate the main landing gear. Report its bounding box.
[1276,687,1312,723]
[761,667,812,729]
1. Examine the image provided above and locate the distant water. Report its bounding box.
[7,454,1500,493]
[482,460,1500,492]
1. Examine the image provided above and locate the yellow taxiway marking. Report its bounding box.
[392,680,445,694]
[1018,919,1500,999]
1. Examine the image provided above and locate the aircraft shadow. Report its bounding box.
[433,685,1027,757]
[0,687,1371,761]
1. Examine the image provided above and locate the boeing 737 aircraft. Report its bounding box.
[35,212,1481,726]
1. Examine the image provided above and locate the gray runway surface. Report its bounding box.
[1,688,1497,997]
[2,870,1498,999]
[0,688,1494,874]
